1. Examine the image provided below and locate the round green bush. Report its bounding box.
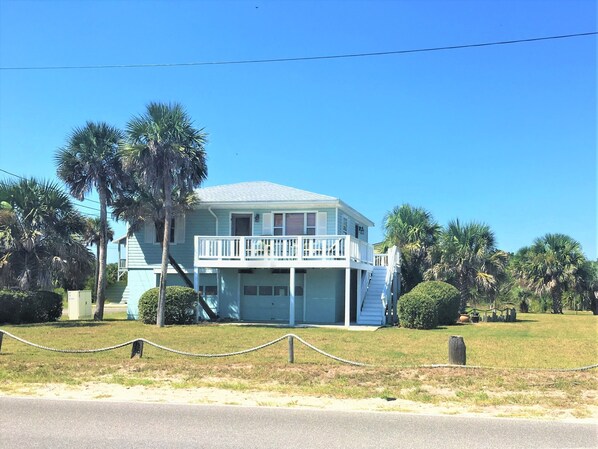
[411,281,460,325]
[398,290,438,329]
[138,286,198,325]
[0,290,62,324]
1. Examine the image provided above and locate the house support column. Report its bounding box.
[344,268,351,327]
[193,268,199,292]
[289,267,296,326]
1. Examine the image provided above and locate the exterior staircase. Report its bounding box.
[357,266,387,325]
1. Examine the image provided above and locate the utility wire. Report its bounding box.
[0,31,595,71]
[0,167,101,211]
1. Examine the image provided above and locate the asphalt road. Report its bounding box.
[1,397,596,449]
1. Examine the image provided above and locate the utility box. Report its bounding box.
[68,290,93,320]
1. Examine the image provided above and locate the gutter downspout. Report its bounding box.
[208,207,219,235]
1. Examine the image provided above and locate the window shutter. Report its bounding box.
[262,213,273,235]
[316,212,327,235]
[175,214,185,243]
[144,221,155,243]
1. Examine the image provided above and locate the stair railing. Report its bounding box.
[380,246,401,324]
[359,270,372,312]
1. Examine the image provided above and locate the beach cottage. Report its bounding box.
[118,181,399,326]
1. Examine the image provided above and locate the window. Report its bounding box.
[272,212,317,236]
[199,285,218,296]
[155,218,175,244]
[306,213,316,235]
[243,285,257,295]
[273,213,284,235]
[273,286,288,296]
[259,286,273,296]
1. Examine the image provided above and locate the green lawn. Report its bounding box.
[0,312,596,418]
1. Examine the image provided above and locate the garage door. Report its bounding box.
[240,275,304,322]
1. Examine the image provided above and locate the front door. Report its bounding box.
[232,214,252,236]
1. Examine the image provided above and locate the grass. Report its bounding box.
[0,312,596,419]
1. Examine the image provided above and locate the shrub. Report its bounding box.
[411,281,460,325]
[32,290,63,322]
[0,290,27,323]
[0,290,62,324]
[138,286,197,325]
[398,290,438,329]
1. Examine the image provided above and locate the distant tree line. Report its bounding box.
[382,204,597,315]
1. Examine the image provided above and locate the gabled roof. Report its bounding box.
[195,181,374,227]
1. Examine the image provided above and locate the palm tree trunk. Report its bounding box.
[157,176,173,327]
[94,186,108,321]
[551,289,563,314]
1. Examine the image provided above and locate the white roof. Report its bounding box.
[196,181,374,226]
[196,181,336,203]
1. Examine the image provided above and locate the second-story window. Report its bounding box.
[272,212,317,235]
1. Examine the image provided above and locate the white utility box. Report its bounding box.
[68,290,93,320]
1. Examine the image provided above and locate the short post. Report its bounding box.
[288,335,294,364]
[131,340,144,359]
[448,335,466,365]
[0,331,3,353]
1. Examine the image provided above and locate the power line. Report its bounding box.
[0,167,24,179]
[0,31,595,71]
[0,167,101,210]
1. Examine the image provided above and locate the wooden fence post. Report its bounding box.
[131,340,144,358]
[0,331,3,353]
[288,335,294,363]
[448,336,466,365]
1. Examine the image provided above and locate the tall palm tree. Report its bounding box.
[56,121,124,320]
[82,217,114,300]
[426,219,507,312]
[382,204,440,292]
[122,102,207,327]
[0,178,93,290]
[512,234,587,314]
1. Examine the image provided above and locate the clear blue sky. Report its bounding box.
[0,0,596,262]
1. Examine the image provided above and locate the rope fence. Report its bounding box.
[0,329,596,372]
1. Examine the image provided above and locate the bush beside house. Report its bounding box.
[0,290,62,324]
[398,290,438,329]
[411,281,460,325]
[138,286,197,325]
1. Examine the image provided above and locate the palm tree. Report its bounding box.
[121,102,207,327]
[56,121,124,320]
[426,219,507,312]
[82,217,114,300]
[512,234,587,314]
[0,178,93,290]
[382,204,440,292]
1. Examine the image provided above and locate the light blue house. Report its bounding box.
[119,181,400,326]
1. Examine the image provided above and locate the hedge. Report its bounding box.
[398,290,438,330]
[138,286,198,325]
[0,290,62,324]
[411,281,460,325]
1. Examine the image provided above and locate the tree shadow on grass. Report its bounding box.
[11,321,108,329]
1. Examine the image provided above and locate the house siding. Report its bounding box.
[125,203,368,322]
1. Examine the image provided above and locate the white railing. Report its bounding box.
[194,235,374,265]
[374,253,388,266]
[380,246,401,324]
